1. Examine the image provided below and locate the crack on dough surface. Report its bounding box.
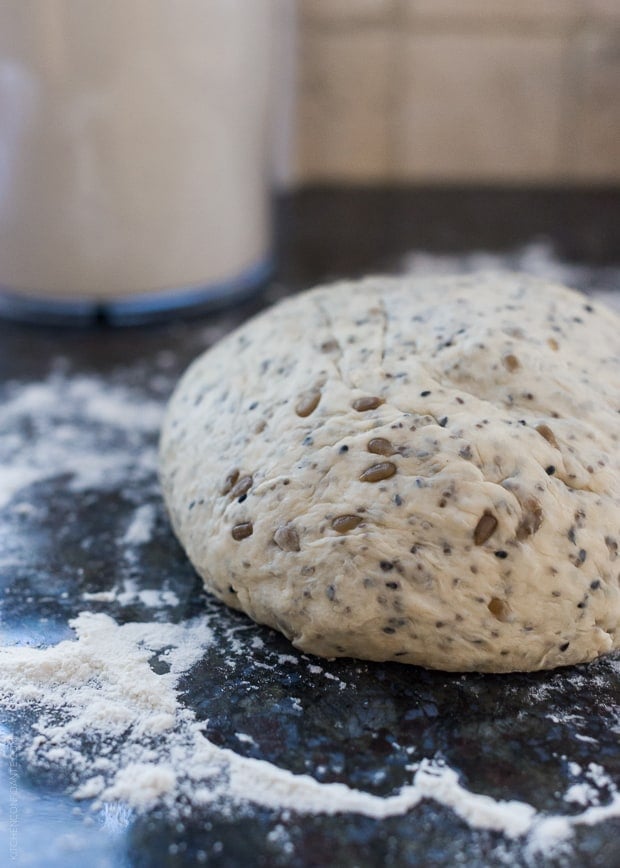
[315,297,348,388]
[160,273,620,673]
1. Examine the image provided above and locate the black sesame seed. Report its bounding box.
[385,581,399,590]
[439,417,448,427]
[228,586,237,594]
[389,617,407,628]
[590,579,601,590]
[495,550,508,559]
[394,494,403,506]
[248,401,258,410]
[382,627,396,634]
[559,642,570,652]
[380,561,394,571]
[339,444,349,453]
[584,304,594,313]
[545,465,556,475]
[303,435,314,446]
[579,548,587,563]
[237,494,247,503]
[420,390,431,397]
[188,500,196,510]
[326,585,335,601]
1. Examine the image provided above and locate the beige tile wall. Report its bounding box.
[293,0,620,183]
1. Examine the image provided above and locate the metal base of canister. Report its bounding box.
[0,258,273,326]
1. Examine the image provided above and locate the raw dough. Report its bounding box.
[160,273,620,672]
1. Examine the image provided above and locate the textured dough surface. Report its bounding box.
[160,273,620,672]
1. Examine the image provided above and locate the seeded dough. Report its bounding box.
[160,273,620,672]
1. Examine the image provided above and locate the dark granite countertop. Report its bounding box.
[1,187,619,868]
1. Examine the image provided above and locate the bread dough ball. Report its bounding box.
[160,273,620,672]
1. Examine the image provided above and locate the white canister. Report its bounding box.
[0,0,274,323]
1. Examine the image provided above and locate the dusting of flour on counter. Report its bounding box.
[122,504,157,547]
[0,372,163,510]
[1,245,619,864]
[402,241,620,314]
[1,610,619,855]
[83,580,180,610]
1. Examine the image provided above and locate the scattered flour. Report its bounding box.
[1,611,619,855]
[1,244,619,862]
[83,580,179,610]
[564,782,600,807]
[105,579,179,610]
[122,504,157,547]
[402,241,620,313]
[0,372,162,510]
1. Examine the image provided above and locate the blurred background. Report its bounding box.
[281,0,620,186]
[0,0,618,322]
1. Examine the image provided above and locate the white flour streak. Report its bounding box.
[122,504,157,547]
[83,579,179,610]
[0,614,531,830]
[1,613,619,856]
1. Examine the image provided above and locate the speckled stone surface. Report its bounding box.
[1,188,619,867]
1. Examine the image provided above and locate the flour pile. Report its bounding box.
[1,244,619,863]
